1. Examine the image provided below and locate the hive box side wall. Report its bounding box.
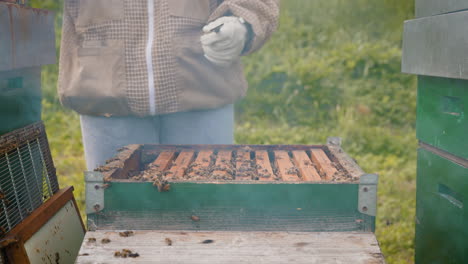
[416,148,468,263]
[0,3,56,72]
[87,182,374,232]
[0,67,42,134]
[416,0,468,18]
[416,76,467,159]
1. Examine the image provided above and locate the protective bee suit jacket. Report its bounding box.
[58,0,279,117]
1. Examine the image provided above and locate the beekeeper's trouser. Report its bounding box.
[80,104,234,170]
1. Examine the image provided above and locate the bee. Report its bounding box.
[122,249,132,254]
[153,180,171,192]
[129,253,140,258]
[0,191,5,200]
[105,157,119,164]
[286,167,298,175]
[163,171,173,176]
[88,237,96,243]
[101,238,111,244]
[114,251,122,257]
[119,231,134,237]
[165,238,173,246]
[201,239,214,244]
[191,215,200,222]
[161,183,171,192]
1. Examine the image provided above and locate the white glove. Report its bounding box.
[201,16,248,67]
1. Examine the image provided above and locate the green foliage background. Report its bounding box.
[30,0,416,263]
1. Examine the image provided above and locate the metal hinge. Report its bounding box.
[85,172,105,214]
[358,174,379,216]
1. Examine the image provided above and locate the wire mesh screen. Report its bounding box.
[0,122,58,236]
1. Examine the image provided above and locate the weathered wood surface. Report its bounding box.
[235,150,252,180]
[327,145,364,180]
[187,150,212,178]
[77,231,385,264]
[292,150,321,181]
[274,151,301,181]
[102,144,359,183]
[211,150,233,179]
[255,150,274,181]
[152,151,175,171]
[97,144,142,180]
[311,149,337,180]
[169,151,195,179]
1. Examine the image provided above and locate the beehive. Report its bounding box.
[86,140,378,233]
[0,2,55,135]
[403,1,468,262]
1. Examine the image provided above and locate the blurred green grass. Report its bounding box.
[32,0,416,263]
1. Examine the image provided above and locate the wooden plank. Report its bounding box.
[292,151,322,181]
[274,151,300,181]
[4,187,76,242]
[97,144,141,180]
[255,151,274,181]
[152,151,176,170]
[142,151,175,181]
[77,231,385,264]
[311,149,338,180]
[235,150,253,181]
[169,151,195,179]
[186,150,213,179]
[327,146,363,181]
[211,150,233,180]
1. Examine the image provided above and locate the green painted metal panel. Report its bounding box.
[417,76,467,159]
[0,67,42,135]
[416,148,468,264]
[87,182,374,232]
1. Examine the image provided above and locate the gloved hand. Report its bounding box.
[201,16,248,67]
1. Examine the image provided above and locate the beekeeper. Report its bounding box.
[58,0,279,170]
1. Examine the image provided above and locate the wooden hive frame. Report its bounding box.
[86,139,378,233]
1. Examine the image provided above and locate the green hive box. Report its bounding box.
[85,142,378,233]
[0,3,56,135]
[416,76,467,160]
[403,2,468,263]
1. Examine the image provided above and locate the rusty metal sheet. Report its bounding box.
[416,0,468,18]
[0,3,56,71]
[402,11,468,80]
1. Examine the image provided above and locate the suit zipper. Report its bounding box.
[146,0,156,115]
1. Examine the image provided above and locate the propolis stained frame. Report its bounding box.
[98,143,361,183]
